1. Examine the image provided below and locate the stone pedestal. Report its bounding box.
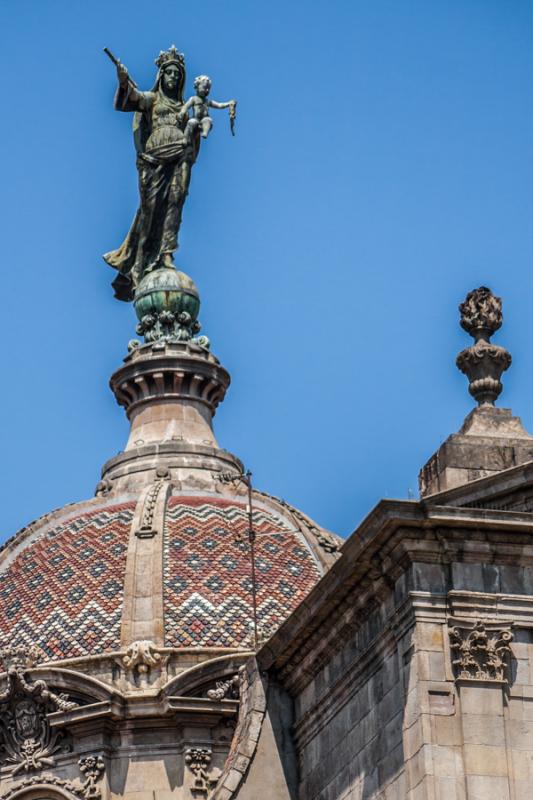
[419,406,533,497]
[101,340,243,493]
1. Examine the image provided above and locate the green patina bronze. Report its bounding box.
[133,268,208,347]
[104,45,236,338]
[103,45,236,350]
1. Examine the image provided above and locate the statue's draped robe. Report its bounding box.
[104,81,197,302]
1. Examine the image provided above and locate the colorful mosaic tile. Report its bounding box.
[164,496,322,648]
[0,504,134,660]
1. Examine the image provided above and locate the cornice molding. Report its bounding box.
[258,500,533,694]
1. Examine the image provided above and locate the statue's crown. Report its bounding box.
[155,45,185,70]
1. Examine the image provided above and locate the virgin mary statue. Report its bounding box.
[103,46,199,302]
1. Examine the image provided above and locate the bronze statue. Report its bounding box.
[183,76,236,140]
[103,46,236,302]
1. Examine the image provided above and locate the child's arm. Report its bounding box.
[208,99,236,110]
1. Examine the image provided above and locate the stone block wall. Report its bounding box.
[294,606,408,798]
[259,503,533,800]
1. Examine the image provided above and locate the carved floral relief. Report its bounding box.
[184,748,221,798]
[0,755,106,800]
[449,621,513,682]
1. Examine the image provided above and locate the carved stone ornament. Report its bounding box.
[459,286,503,338]
[206,674,240,701]
[449,621,513,682]
[122,640,162,675]
[135,471,169,538]
[78,755,106,799]
[0,647,40,672]
[456,287,512,406]
[184,748,221,798]
[0,755,105,800]
[94,478,113,497]
[0,646,77,775]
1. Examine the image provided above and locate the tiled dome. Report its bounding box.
[0,488,338,662]
[163,494,324,648]
[0,501,134,660]
[0,341,341,666]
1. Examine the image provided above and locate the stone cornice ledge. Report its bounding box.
[257,499,533,692]
[447,590,533,623]
[422,458,533,508]
[49,695,238,729]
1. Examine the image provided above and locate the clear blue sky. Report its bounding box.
[2,0,533,540]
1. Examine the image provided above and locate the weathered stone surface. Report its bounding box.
[255,483,533,799]
[456,287,511,407]
[419,288,533,498]
[419,407,533,497]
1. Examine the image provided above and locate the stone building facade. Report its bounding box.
[1,262,533,800]
[251,287,533,799]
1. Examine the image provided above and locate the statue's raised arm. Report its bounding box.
[104,48,141,107]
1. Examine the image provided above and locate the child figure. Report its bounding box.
[184,75,237,140]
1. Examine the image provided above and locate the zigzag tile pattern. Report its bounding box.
[0,504,134,659]
[164,496,322,647]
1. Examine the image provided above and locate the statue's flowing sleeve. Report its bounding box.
[113,84,154,155]
[113,83,152,113]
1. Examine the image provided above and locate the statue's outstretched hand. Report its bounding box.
[116,62,129,87]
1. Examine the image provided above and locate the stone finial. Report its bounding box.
[456,287,511,406]
[459,286,503,339]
